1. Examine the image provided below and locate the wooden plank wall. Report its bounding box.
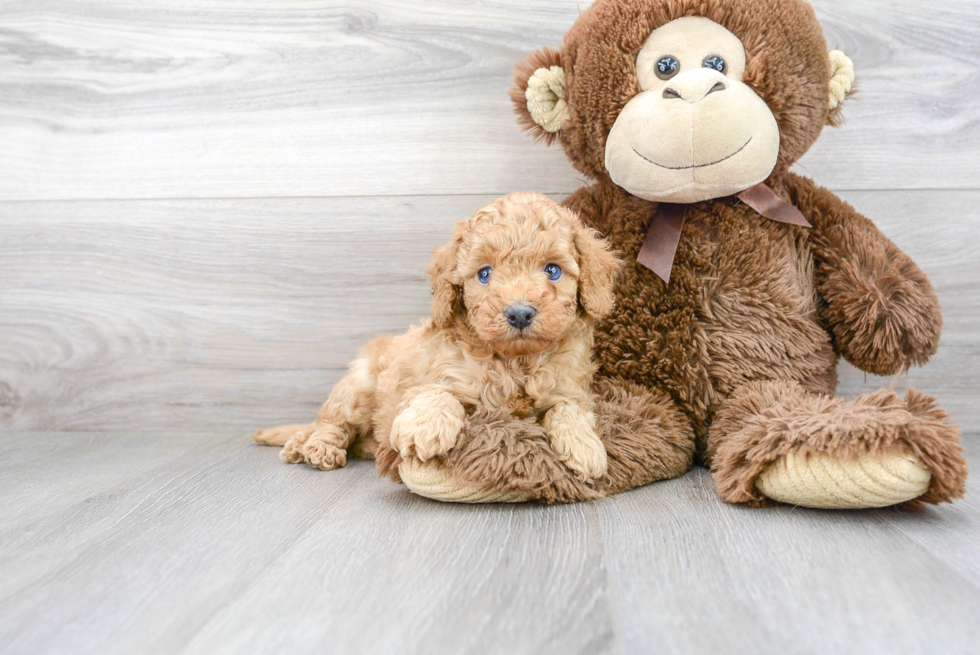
[1,0,978,432]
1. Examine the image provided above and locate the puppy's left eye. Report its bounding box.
[544,263,562,281]
[477,267,492,284]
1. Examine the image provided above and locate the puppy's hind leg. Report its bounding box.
[293,336,389,471]
[252,424,313,447]
[252,422,317,463]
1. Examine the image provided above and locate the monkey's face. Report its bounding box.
[604,17,780,204]
[511,0,854,202]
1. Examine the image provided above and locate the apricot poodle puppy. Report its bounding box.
[253,192,621,480]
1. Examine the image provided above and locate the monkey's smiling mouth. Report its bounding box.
[633,137,753,170]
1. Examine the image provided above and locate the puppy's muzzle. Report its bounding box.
[504,303,536,331]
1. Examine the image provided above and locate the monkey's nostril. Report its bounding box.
[504,304,536,331]
[706,81,727,96]
[662,87,682,100]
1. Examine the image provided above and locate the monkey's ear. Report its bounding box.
[426,226,466,329]
[510,47,569,144]
[572,221,621,321]
[827,50,856,126]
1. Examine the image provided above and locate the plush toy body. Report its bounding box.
[390,0,967,508]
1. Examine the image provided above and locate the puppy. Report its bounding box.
[253,192,621,480]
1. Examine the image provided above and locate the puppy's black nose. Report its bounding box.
[504,304,536,330]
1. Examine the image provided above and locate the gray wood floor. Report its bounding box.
[1,1,979,653]
[0,432,978,655]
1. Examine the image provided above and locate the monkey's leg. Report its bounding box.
[707,380,967,508]
[378,379,696,504]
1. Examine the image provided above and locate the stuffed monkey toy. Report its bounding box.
[380,0,968,509]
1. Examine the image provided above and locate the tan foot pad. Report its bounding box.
[756,449,932,509]
[398,460,532,504]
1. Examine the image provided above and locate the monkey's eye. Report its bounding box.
[655,56,680,80]
[476,267,492,284]
[703,55,726,73]
[543,263,562,281]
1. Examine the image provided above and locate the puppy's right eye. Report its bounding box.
[477,267,492,284]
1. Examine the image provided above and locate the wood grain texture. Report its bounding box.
[0,0,978,201]
[0,431,977,655]
[1,190,977,432]
[597,461,980,655]
[2,2,977,653]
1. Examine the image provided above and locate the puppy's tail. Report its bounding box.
[251,423,313,447]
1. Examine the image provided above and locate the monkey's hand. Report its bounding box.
[818,245,942,375]
[784,172,942,376]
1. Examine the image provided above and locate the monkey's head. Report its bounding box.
[511,0,855,204]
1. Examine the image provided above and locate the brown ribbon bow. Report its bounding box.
[636,183,812,283]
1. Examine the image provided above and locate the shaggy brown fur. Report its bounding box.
[708,381,967,507]
[254,192,622,481]
[396,0,965,506]
[376,379,696,503]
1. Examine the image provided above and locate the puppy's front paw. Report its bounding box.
[551,428,608,481]
[544,403,608,481]
[390,396,465,461]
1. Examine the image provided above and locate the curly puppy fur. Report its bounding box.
[254,192,621,481]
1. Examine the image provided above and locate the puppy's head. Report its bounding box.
[428,192,620,357]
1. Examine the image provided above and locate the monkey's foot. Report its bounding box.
[710,382,967,509]
[398,459,532,503]
[756,448,931,509]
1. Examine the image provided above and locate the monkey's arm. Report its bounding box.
[561,185,602,225]
[560,181,635,236]
[783,172,942,375]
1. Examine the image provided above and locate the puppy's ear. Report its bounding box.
[572,221,620,320]
[426,225,466,329]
